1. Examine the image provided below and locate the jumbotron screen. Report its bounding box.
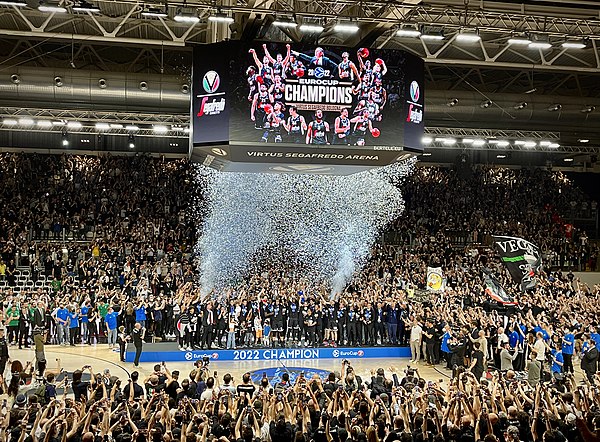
[192,41,424,172]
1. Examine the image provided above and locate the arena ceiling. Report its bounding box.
[0,0,600,166]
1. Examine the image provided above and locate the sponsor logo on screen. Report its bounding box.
[197,97,226,117]
[203,70,221,93]
[409,81,420,102]
[406,104,423,124]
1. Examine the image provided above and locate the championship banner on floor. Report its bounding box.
[483,269,517,305]
[492,235,542,291]
[426,267,444,291]
[124,345,412,363]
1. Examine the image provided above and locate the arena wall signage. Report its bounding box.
[125,346,412,363]
[191,41,424,175]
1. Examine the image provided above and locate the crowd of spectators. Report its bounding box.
[1,357,600,442]
[0,152,599,441]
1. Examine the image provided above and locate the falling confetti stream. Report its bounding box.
[193,159,415,297]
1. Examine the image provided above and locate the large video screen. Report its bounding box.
[192,41,424,154]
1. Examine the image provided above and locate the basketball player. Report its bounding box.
[369,78,387,110]
[333,108,351,145]
[366,97,382,122]
[250,84,274,129]
[249,48,274,86]
[306,110,330,145]
[269,75,285,103]
[284,106,307,144]
[262,102,285,143]
[285,53,306,79]
[246,66,258,102]
[338,52,360,82]
[262,43,291,79]
[351,109,375,146]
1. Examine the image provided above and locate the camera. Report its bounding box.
[202,356,210,366]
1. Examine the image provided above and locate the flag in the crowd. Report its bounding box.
[483,269,517,305]
[426,267,444,291]
[492,235,542,291]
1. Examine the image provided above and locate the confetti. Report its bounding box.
[193,159,416,297]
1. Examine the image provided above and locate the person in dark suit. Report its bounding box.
[0,328,9,375]
[581,338,599,384]
[32,301,47,375]
[201,303,216,349]
[132,322,145,367]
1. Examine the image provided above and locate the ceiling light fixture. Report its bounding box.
[299,23,324,33]
[208,10,234,23]
[562,40,587,49]
[334,22,359,33]
[547,104,562,111]
[66,121,82,129]
[421,136,433,144]
[420,33,444,41]
[563,158,574,162]
[141,6,167,18]
[174,8,199,23]
[496,154,507,159]
[480,99,493,108]
[472,139,486,147]
[3,119,17,126]
[38,0,67,12]
[37,120,53,127]
[18,118,34,126]
[455,30,481,43]
[0,0,27,6]
[95,122,110,130]
[72,1,100,12]
[508,36,532,45]
[529,40,552,50]
[272,18,297,28]
[126,125,140,131]
[396,27,421,38]
[578,139,590,143]
[153,125,168,133]
[581,105,595,113]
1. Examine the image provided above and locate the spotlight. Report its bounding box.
[181,84,189,94]
[10,74,20,84]
[547,104,562,112]
[98,78,107,88]
[153,125,168,133]
[563,158,574,162]
[125,125,139,131]
[54,76,63,87]
[581,105,595,113]
[61,132,69,146]
[529,39,552,50]
[480,100,492,108]
[421,136,433,144]
[2,119,17,126]
[128,134,135,148]
[446,98,459,107]
[578,139,590,143]
[37,120,52,128]
[496,154,506,159]
[18,118,34,126]
[514,102,528,110]
[139,81,148,91]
